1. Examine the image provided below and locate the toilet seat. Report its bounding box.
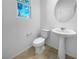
[33,37,45,44]
[33,37,45,47]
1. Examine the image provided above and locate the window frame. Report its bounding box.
[16,0,31,18]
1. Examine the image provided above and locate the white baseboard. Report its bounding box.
[46,43,76,58]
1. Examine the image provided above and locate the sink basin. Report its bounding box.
[52,27,76,59]
[52,28,76,37]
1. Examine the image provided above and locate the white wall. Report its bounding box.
[2,0,40,59]
[40,0,77,58]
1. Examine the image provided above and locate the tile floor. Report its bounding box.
[13,45,75,59]
[13,45,57,59]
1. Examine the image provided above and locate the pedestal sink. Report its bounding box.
[52,27,76,59]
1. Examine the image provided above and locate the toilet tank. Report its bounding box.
[40,29,50,39]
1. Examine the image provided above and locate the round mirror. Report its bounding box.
[55,0,76,22]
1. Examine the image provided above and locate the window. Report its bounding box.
[17,0,31,17]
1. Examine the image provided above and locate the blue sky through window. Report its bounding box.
[17,0,30,17]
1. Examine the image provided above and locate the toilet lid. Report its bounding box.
[33,37,45,44]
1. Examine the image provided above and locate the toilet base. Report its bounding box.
[35,46,45,54]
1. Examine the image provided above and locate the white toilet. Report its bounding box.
[33,29,50,54]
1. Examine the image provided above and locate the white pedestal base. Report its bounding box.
[58,37,66,59]
[35,46,45,54]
